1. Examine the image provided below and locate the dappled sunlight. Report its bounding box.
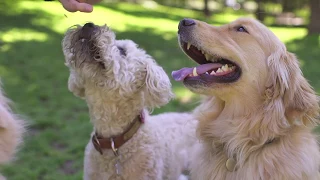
[212,13,254,25]
[110,2,200,20]
[0,28,48,43]
[8,0,309,45]
[18,1,183,34]
[270,27,307,43]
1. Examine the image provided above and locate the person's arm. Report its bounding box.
[58,0,102,13]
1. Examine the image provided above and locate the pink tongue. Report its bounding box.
[172,63,223,81]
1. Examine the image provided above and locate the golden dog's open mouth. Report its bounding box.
[172,41,241,84]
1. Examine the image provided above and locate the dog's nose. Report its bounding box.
[178,18,196,34]
[83,22,95,28]
[179,19,196,29]
[80,23,95,39]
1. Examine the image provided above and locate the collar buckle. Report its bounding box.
[110,138,119,156]
[92,134,103,155]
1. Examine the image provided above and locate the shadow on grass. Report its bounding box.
[286,35,320,92]
[286,35,320,132]
[0,6,60,35]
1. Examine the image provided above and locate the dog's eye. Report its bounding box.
[236,26,248,33]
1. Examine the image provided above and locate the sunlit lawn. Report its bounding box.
[0,1,319,179]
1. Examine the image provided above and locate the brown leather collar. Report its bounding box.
[92,112,145,155]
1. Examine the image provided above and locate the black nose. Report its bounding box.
[178,18,196,29]
[80,22,96,39]
[83,22,95,28]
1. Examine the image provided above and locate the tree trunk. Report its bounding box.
[308,0,320,34]
[282,0,296,12]
[204,0,210,16]
[255,0,264,22]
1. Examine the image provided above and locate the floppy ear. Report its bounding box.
[143,61,174,109]
[265,49,319,126]
[68,73,85,98]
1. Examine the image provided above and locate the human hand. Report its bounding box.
[59,0,102,13]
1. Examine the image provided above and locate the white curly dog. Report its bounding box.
[62,23,197,180]
[0,82,25,180]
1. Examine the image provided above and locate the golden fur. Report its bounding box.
[178,18,320,179]
[0,82,25,179]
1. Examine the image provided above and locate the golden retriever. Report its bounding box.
[0,82,25,179]
[172,18,320,180]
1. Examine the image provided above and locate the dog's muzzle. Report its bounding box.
[79,22,96,39]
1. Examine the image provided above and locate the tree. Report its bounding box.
[255,0,265,21]
[308,0,320,34]
[204,0,210,16]
[281,0,305,12]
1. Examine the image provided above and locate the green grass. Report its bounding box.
[0,1,319,179]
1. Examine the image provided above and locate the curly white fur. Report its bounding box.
[0,81,25,179]
[62,24,198,180]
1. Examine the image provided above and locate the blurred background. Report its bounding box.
[0,0,319,179]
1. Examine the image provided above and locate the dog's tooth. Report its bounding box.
[187,43,191,50]
[222,64,229,71]
[205,54,211,61]
[193,67,198,76]
[81,39,85,42]
[210,70,216,75]
[205,72,209,74]
[227,64,234,70]
[217,68,223,73]
[222,65,227,71]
